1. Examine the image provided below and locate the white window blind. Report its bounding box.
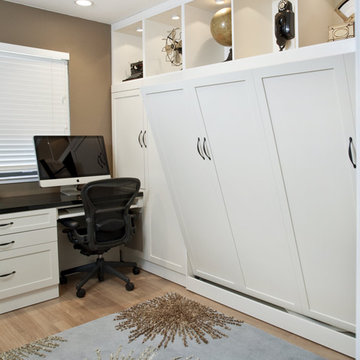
[0,44,70,184]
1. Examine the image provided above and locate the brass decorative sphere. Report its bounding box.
[210,7,232,47]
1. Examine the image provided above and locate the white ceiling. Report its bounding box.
[4,0,170,24]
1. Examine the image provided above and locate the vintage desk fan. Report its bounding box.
[162,28,182,66]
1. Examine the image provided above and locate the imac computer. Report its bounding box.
[34,135,111,196]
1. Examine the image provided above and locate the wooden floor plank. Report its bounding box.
[0,269,354,359]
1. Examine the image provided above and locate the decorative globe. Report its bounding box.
[210,7,232,47]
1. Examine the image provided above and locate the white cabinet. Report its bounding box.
[142,52,356,332]
[0,208,59,313]
[112,84,186,278]
[142,84,245,291]
[112,88,146,188]
[192,72,305,310]
[254,55,356,331]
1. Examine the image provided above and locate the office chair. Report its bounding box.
[59,177,141,298]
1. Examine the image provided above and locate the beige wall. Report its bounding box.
[0,0,111,198]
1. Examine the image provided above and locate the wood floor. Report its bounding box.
[0,269,354,359]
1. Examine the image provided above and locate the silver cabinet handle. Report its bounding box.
[0,270,16,278]
[138,130,143,148]
[142,130,147,148]
[0,222,14,227]
[0,241,15,247]
[197,137,205,160]
[203,137,211,160]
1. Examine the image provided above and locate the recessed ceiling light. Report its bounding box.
[172,15,180,20]
[136,27,143,32]
[215,0,225,4]
[75,0,93,7]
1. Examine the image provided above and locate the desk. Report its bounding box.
[0,192,143,314]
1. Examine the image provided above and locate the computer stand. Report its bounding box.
[60,185,81,197]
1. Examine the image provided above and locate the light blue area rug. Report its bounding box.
[1,293,325,360]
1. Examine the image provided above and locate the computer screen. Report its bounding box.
[34,135,111,194]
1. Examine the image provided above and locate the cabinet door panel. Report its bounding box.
[258,59,355,330]
[143,86,245,291]
[144,124,186,274]
[112,91,145,187]
[195,77,303,310]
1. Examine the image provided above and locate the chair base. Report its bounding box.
[60,255,139,297]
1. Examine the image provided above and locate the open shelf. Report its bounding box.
[111,0,354,84]
[145,7,182,77]
[184,0,230,68]
[112,21,143,84]
[298,0,344,48]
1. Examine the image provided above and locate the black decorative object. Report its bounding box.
[123,61,143,82]
[274,0,295,51]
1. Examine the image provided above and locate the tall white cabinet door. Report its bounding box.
[142,84,246,291]
[193,74,304,311]
[255,56,356,331]
[112,89,145,188]
[143,123,187,274]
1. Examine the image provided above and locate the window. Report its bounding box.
[0,43,70,184]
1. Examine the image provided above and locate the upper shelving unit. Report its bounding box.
[111,0,351,84]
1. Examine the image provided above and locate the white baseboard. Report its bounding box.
[186,276,355,358]
[137,259,186,286]
[1,285,59,314]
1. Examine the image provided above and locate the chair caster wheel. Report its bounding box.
[132,266,140,275]
[60,275,67,284]
[98,273,104,282]
[76,288,86,298]
[125,282,134,291]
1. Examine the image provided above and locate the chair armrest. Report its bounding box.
[59,218,80,230]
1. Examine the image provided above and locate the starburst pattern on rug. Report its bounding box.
[0,336,66,360]
[113,292,243,349]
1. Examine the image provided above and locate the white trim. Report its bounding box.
[123,248,186,286]
[0,42,69,61]
[0,285,59,314]
[138,258,186,286]
[187,276,356,357]
[355,0,360,359]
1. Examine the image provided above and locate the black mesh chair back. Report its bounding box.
[81,177,141,252]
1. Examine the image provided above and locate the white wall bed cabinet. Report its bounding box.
[139,39,356,357]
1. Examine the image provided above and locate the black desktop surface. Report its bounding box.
[0,192,82,215]
[0,190,144,215]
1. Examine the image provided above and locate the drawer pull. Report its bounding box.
[0,270,16,278]
[0,241,15,247]
[0,222,14,227]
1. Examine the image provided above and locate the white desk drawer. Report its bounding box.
[0,242,59,301]
[0,208,57,236]
[0,227,57,252]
